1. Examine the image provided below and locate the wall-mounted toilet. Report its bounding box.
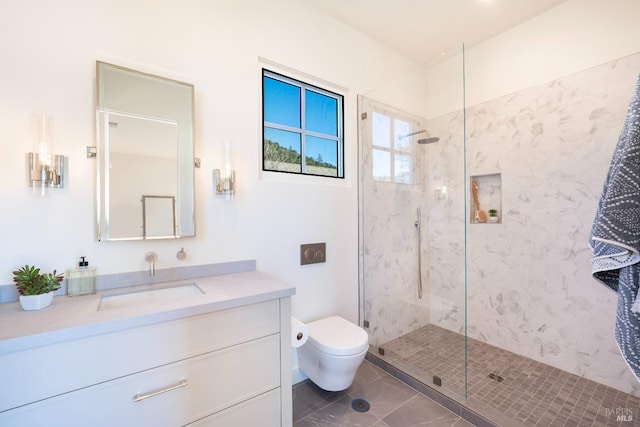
[297,316,369,391]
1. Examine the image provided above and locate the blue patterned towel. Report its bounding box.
[590,73,640,382]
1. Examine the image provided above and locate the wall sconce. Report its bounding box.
[214,141,235,198]
[29,115,65,196]
[214,169,235,197]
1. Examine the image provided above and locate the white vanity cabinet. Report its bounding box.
[0,298,292,427]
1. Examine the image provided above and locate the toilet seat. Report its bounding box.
[306,316,369,356]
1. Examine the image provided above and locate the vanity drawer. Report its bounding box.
[0,334,281,427]
[0,299,280,412]
[186,388,281,427]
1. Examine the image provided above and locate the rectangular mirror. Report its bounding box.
[96,61,195,241]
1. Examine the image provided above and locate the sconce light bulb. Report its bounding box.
[214,168,235,197]
[38,115,54,167]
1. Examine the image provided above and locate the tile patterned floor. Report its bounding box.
[293,360,474,426]
[379,324,640,427]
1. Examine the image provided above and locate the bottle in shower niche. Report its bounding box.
[67,256,96,296]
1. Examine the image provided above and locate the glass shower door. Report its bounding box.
[358,46,467,399]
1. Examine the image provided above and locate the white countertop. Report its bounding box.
[0,271,295,355]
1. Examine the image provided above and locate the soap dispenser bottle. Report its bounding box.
[67,256,96,297]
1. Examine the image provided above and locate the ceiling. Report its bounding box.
[303,0,569,64]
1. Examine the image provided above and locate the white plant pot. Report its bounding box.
[19,291,54,311]
[488,216,499,223]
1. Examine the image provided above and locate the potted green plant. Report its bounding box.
[12,265,63,311]
[488,209,499,223]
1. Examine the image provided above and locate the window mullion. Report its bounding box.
[301,89,306,173]
[305,130,339,141]
[264,121,303,134]
[390,121,395,182]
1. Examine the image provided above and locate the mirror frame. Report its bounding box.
[96,61,195,241]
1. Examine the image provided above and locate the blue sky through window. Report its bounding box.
[263,70,343,177]
[305,90,337,136]
[307,136,337,167]
[263,77,301,128]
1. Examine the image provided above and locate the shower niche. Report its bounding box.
[470,173,502,224]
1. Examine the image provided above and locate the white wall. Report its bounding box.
[0,1,417,331]
[427,0,640,119]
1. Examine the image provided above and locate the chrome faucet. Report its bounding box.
[144,252,158,276]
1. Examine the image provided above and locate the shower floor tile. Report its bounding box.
[378,324,640,427]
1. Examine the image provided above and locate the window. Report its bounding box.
[371,111,414,184]
[262,69,344,178]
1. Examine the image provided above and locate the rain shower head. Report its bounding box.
[399,130,440,144]
[418,137,440,144]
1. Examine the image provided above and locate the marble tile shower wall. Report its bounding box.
[360,97,434,348]
[426,52,640,397]
[422,112,466,334]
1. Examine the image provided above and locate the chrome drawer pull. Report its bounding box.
[133,379,188,402]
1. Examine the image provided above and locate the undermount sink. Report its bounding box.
[98,283,204,311]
